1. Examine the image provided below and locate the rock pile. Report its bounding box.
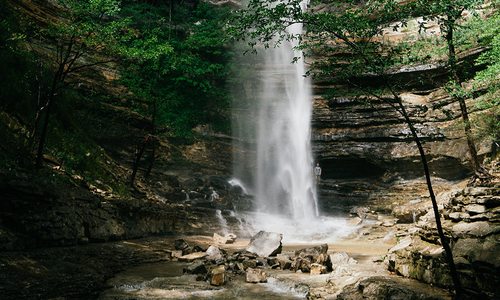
[172,231,343,287]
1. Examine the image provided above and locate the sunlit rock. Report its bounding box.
[210,265,226,286]
[245,268,267,283]
[246,231,283,257]
[178,252,207,262]
[206,245,224,261]
[213,232,237,244]
[310,263,327,275]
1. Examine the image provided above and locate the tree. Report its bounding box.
[230,0,464,296]
[119,1,232,185]
[30,0,129,167]
[411,0,489,179]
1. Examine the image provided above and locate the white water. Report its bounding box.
[230,0,355,243]
[253,0,317,220]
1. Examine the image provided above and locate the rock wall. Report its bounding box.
[311,63,494,214]
[387,185,500,298]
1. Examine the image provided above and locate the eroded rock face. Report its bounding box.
[388,185,500,299]
[311,69,493,214]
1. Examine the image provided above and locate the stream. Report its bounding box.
[99,261,308,299]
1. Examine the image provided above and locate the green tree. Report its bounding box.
[473,8,500,145]
[230,0,464,296]
[411,0,489,179]
[119,1,232,184]
[30,0,130,167]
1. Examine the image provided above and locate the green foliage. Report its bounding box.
[472,11,500,141]
[120,1,233,136]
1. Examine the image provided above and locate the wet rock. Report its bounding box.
[210,265,226,286]
[295,243,328,257]
[246,231,283,257]
[267,257,280,269]
[245,268,267,283]
[242,259,257,269]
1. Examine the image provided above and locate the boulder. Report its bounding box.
[246,268,267,283]
[206,245,224,261]
[210,265,226,286]
[246,231,283,257]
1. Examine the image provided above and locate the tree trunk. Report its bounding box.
[445,18,482,175]
[396,97,463,298]
[130,138,148,186]
[144,145,156,178]
[35,92,55,168]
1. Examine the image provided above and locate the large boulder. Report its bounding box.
[246,231,283,257]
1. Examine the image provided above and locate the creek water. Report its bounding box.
[99,261,307,300]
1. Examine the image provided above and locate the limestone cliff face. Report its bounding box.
[310,58,493,214]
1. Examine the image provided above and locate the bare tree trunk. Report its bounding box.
[445,18,483,176]
[130,137,148,186]
[144,145,156,178]
[396,96,463,298]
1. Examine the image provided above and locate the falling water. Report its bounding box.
[254,1,318,220]
[232,1,354,242]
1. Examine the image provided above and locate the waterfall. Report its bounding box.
[254,0,318,220]
[232,1,354,242]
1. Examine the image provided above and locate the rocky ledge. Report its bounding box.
[387,184,500,299]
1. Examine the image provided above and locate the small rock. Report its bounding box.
[310,263,327,275]
[213,233,237,244]
[210,265,226,286]
[171,250,183,258]
[184,261,207,274]
[246,268,267,283]
[330,252,357,267]
[174,239,191,254]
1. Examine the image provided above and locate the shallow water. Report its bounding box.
[99,261,307,300]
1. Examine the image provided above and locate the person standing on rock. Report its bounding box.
[314,163,322,182]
